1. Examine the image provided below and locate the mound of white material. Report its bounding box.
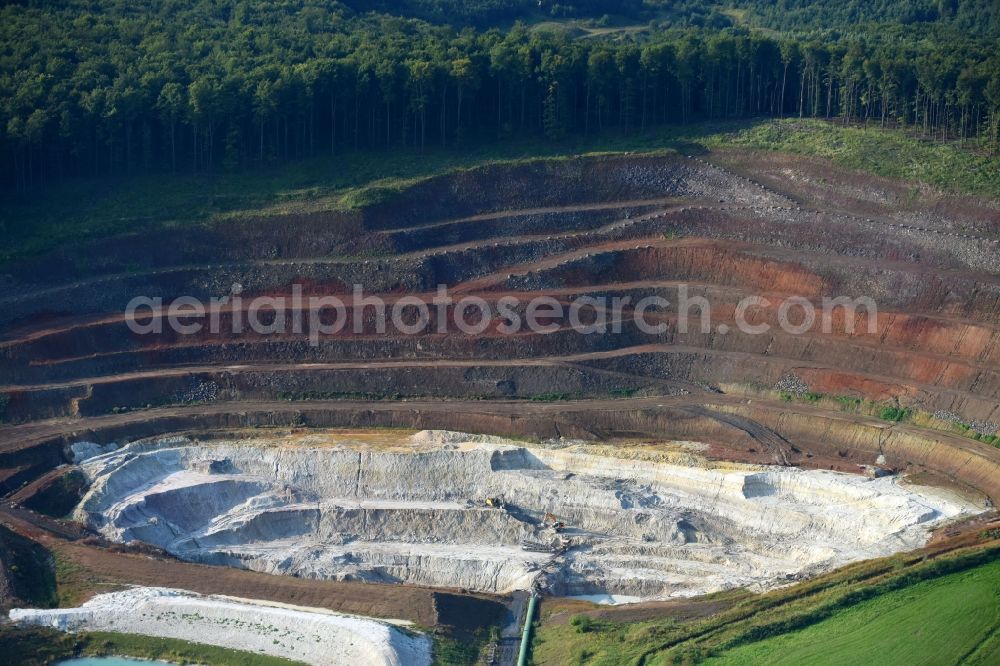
[70,440,118,463]
[73,431,980,599]
[9,587,430,666]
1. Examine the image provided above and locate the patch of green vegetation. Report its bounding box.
[277,390,404,401]
[0,626,75,666]
[824,401,1000,449]
[833,395,862,410]
[570,614,598,633]
[940,418,998,447]
[530,392,583,402]
[534,611,676,665]
[532,543,1000,665]
[739,378,771,393]
[971,432,1000,447]
[82,631,308,665]
[51,550,94,608]
[820,397,916,424]
[701,558,1000,666]
[339,182,417,210]
[433,626,498,665]
[777,391,822,404]
[0,625,307,666]
[878,406,912,423]
[711,119,1000,199]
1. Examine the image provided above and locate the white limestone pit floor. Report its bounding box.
[64,429,984,601]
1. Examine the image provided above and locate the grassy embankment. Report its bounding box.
[729,382,1000,449]
[4,118,999,265]
[0,625,307,666]
[531,539,1000,665]
[699,559,1000,666]
[711,118,1000,196]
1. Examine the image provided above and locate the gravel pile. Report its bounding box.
[933,410,963,423]
[173,379,220,404]
[970,420,999,437]
[933,411,997,436]
[774,374,809,395]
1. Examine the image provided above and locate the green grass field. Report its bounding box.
[700,558,1000,666]
[531,544,1000,666]
[4,118,999,266]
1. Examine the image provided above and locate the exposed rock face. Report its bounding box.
[74,431,979,599]
[9,586,431,666]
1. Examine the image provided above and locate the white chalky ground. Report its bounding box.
[10,586,431,666]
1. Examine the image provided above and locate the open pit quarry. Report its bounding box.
[1,151,998,661]
[70,430,977,600]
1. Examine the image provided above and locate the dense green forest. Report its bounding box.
[343,0,647,26]
[2,0,1000,194]
[734,0,1000,36]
